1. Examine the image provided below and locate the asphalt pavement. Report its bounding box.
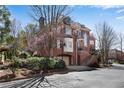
[0,63,124,88]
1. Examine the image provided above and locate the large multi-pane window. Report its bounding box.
[77,39,83,50]
[64,38,73,52]
[64,27,72,35]
[77,40,80,48]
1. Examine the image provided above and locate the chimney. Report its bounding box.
[39,16,45,31]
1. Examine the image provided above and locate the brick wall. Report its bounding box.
[33,21,95,65]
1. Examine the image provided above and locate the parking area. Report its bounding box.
[0,64,124,88]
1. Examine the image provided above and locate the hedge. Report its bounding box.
[10,57,66,71]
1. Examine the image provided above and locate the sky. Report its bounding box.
[7,5,124,36]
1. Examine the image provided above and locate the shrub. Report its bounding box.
[9,57,66,72]
[10,57,28,68]
[10,57,21,74]
[18,59,28,68]
[48,59,57,69]
[27,57,46,71]
[27,57,45,63]
[26,57,66,70]
[19,51,31,59]
[55,59,66,69]
[118,61,124,64]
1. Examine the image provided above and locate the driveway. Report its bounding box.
[0,64,124,88]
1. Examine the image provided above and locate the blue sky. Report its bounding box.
[7,5,124,35]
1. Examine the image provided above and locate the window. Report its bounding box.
[65,40,72,48]
[84,33,87,47]
[64,27,72,35]
[77,39,83,50]
[57,40,60,48]
[64,38,73,52]
[77,31,82,38]
[77,40,80,48]
[68,41,72,48]
[90,40,94,45]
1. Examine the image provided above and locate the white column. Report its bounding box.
[1,52,5,64]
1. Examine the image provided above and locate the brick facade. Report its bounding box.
[33,19,95,66]
[109,49,124,62]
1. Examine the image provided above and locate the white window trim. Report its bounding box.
[64,38,73,52]
[65,27,72,35]
[84,33,87,47]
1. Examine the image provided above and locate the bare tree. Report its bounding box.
[4,18,22,59]
[9,18,22,56]
[29,5,71,58]
[10,19,21,38]
[118,33,124,59]
[25,24,39,53]
[95,22,117,66]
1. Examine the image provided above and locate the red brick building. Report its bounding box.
[109,49,124,62]
[32,18,95,66]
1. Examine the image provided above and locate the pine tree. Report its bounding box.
[0,5,11,44]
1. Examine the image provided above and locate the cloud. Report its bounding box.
[91,5,124,9]
[116,16,124,20]
[117,9,124,13]
[69,5,86,9]
[69,5,124,10]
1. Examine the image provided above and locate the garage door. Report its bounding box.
[63,56,70,66]
[56,56,70,66]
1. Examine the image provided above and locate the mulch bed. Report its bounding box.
[0,70,15,81]
[0,61,3,65]
[0,68,69,83]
